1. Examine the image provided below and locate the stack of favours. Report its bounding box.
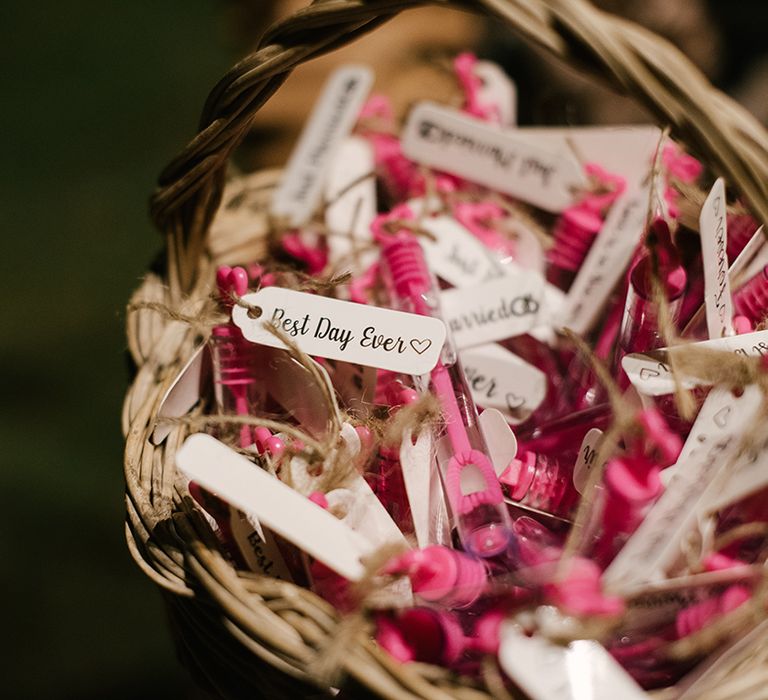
[168,55,768,698]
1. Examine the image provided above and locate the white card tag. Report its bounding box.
[681,224,766,336]
[232,287,446,375]
[271,65,374,226]
[478,407,518,475]
[573,428,604,494]
[498,624,649,700]
[418,215,502,287]
[621,329,768,396]
[152,343,209,445]
[402,102,584,212]
[558,184,649,335]
[400,428,450,548]
[326,476,408,549]
[228,510,294,581]
[514,125,660,189]
[704,437,768,512]
[603,385,763,593]
[461,343,546,423]
[176,434,374,581]
[674,619,768,700]
[324,136,377,266]
[474,60,517,126]
[440,275,545,349]
[700,178,733,338]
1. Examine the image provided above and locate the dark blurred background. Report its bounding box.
[1,1,765,698]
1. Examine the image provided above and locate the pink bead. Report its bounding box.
[265,436,285,459]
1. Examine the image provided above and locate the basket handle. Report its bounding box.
[151,0,768,294]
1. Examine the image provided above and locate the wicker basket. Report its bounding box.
[123,1,768,697]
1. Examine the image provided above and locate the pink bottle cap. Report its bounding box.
[385,546,487,607]
[500,451,537,500]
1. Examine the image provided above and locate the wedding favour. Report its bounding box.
[125,4,768,698]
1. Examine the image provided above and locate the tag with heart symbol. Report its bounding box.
[232,287,446,375]
[623,329,768,396]
[460,343,546,424]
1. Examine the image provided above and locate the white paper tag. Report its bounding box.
[176,434,375,581]
[232,287,446,375]
[271,65,374,226]
[418,215,502,287]
[461,343,547,423]
[704,437,768,512]
[152,344,209,445]
[474,60,517,126]
[733,225,768,284]
[400,428,450,549]
[515,125,660,189]
[326,475,408,549]
[621,329,768,396]
[682,224,766,336]
[603,385,763,592]
[674,619,768,700]
[229,509,294,581]
[700,178,733,338]
[573,428,604,494]
[498,624,649,700]
[402,102,584,212]
[324,136,377,266]
[440,275,545,349]
[478,407,518,475]
[558,184,649,335]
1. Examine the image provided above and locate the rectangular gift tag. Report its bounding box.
[461,343,547,423]
[440,274,545,349]
[682,224,766,336]
[558,184,649,335]
[498,624,649,700]
[176,434,374,580]
[515,125,660,189]
[229,509,294,581]
[674,619,768,700]
[418,215,502,287]
[700,178,733,338]
[603,385,763,593]
[704,436,768,512]
[324,136,377,267]
[621,328,768,396]
[400,428,450,548]
[232,287,446,375]
[402,102,585,212]
[271,65,374,226]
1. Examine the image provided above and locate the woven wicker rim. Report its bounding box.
[125,1,768,698]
